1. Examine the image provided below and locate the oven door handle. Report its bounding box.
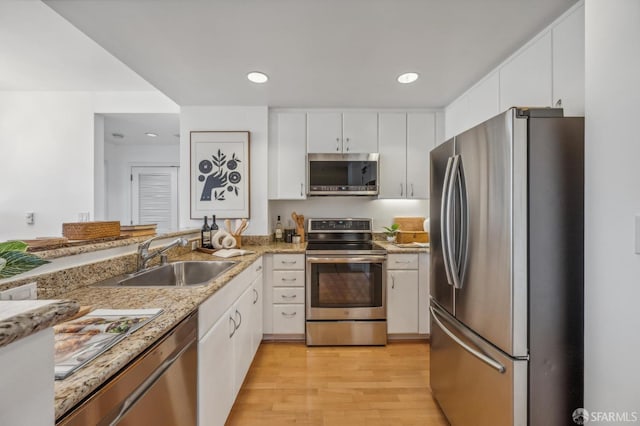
[306,256,387,264]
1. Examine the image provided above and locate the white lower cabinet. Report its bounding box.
[386,253,430,336]
[198,258,263,426]
[387,269,419,334]
[263,253,305,339]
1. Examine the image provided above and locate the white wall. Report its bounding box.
[104,142,180,224]
[0,92,94,240]
[270,199,428,234]
[94,114,106,219]
[0,90,179,240]
[584,0,640,420]
[179,106,269,234]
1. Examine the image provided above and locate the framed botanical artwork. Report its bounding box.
[190,131,250,219]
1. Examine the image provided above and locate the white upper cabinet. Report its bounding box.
[499,31,553,111]
[378,112,434,199]
[378,113,407,199]
[342,112,378,153]
[268,112,307,200]
[406,113,435,199]
[307,112,377,153]
[552,4,585,116]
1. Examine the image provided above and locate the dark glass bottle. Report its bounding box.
[201,216,211,248]
[211,215,219,231]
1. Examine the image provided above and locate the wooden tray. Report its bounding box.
[396,231,429,243]
[22,237,69,249]
[393,217,426,231]
[62,221,120,240]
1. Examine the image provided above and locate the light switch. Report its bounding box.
[636,216,640,255]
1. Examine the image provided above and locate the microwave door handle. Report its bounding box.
[441,156,455,286]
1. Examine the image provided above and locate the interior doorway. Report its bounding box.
[131,166,179,233]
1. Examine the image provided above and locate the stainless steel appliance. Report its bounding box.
[305,218,387,345]
[430,107,584,426]
[58,313,198,426]
[307,153,379,196]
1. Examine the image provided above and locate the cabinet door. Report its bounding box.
[233,284,255,397]
[342,112,378,153]
[198,306,235,426]
[407,113,435,199]
[275,113,307,199]
[378,113,407,199]
[387,270,419,334]
[418,253,430,335]
[552,4,585,116]
[499,32,552,111]
[251,274,263,356]
[307,112,342,153]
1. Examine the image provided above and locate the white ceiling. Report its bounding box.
[0,1,154,91]
[103,113,180,146]
[43,0,578,108]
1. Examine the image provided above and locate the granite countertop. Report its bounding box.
[53,240,426,419]
[0,300,79,348]
[53,243,305,420]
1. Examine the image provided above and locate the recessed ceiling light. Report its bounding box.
[145,132,158,137]
[397,72,419,84]
[247,71,268,84]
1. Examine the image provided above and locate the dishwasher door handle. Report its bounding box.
[107,339,195,426]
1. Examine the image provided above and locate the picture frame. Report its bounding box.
[190,131,250,219]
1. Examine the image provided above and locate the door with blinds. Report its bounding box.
[131,166,178,233]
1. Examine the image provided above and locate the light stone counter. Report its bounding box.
[374,240,431,253]
[0,300,79,348]
[53,243,305,420]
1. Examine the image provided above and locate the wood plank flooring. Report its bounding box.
[226,341,449,426]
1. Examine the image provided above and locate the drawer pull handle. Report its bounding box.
[229,316,237,338]
[281,311,297,318]
[395,260,412,264]
[253,288,259,304]
[281,294,297,299]
[281,260,297,265]
[281,278,297,282]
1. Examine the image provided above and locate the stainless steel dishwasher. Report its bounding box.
[57,312,198,426]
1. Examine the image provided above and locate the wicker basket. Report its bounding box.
[62,221,121,240]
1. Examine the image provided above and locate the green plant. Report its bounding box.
[383,223,400,237]
[0,241,50,279]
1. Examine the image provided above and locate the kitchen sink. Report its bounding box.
[94,261,237,287]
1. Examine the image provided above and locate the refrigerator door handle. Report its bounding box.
[454,156,469,288]
[446,155,462,289]
[441,156,455,285]
[430,305,506,373]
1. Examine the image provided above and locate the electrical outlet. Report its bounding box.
[0,282,37,300]
[25,211,34,225]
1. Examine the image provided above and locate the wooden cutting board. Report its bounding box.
[393,217,426,231]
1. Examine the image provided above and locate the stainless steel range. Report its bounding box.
[305,218,387,346]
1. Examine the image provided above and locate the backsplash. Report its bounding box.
[269,198,428,232]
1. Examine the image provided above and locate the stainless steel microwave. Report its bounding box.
[307,153,379,196]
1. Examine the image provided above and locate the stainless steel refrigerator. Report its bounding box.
[429,107,584,426]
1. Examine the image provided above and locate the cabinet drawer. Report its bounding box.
[272,304,305,334]
[273,287,305,304]
[387,254,419,270]
[273,254,305,270]
[272,270,305,287]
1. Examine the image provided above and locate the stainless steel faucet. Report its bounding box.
[137,236,189,271]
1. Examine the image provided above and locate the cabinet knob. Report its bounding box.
[400,183,404,197]
[411,183,414,197]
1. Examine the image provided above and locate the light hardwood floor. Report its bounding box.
[226,341,449,426]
